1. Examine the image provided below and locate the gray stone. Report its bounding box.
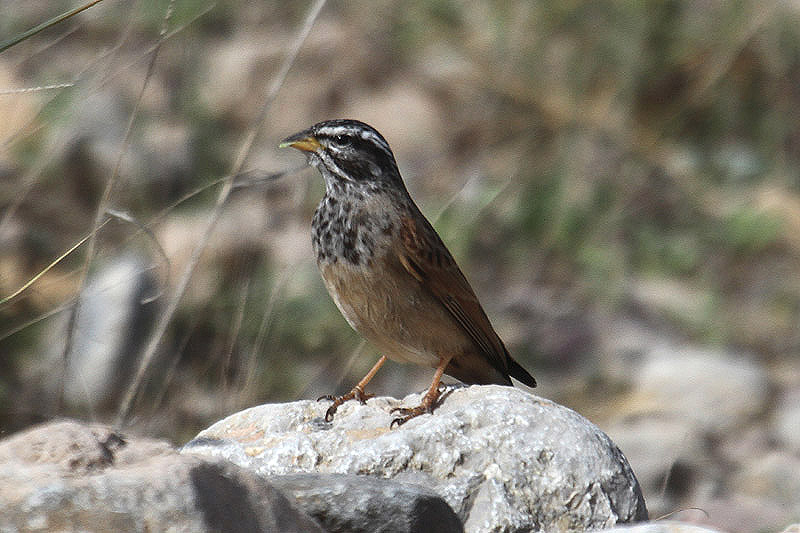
[45,255,158,411]
[691,495,796,533]
[268,473,462,533]
[730,451,800,517]
[604,416,709,517]
[0,420,324,533]
[184,384,647,532]
[631,347,768,435]
[774,389,800,454]
[604,521,725,532]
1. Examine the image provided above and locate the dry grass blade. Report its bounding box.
[0,218,111,306]
[114,0,328,428]
[239,264,294,404]
[0,83,74,95]
[221,278,251,390]
[0,0,105,54]
[55,0,177,418]
[0,300,75,343]
[105,209,170,305]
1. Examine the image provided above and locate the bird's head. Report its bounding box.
[280,119,403,193]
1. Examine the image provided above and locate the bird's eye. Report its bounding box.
[332,135,351,147]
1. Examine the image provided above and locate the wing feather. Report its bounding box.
[397,212,510,377]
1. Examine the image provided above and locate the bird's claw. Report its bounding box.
[318,385,373,422]
[389,401,435,428]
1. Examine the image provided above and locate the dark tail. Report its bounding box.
[508,357,537,387]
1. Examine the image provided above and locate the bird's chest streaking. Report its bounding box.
[310,188,442,367]
[311,186,392,268]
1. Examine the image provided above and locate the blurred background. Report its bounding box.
[1,1,799,531]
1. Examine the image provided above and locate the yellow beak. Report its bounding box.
[278,134,321,153]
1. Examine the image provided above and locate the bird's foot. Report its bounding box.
[318,385,373,422]
[390,387,441,428]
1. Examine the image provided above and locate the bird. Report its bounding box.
[280,119,536,426]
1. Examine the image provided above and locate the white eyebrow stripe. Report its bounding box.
[315,125,391,152]
[316,125,356,137]
[360,130,390,150]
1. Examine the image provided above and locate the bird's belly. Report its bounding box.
[317,255,466,368]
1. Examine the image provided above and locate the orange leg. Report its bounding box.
[319,355,387,422]
[390,356,451,428]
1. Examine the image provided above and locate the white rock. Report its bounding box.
[0,420,324,533]
[631,347,768,434]
[773,389,800,454]
[730,451,800,517]
[184,385,647,532]
[604,521,726,533]
[604,415,708,516]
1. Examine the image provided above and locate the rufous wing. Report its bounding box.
[396,210,513,382]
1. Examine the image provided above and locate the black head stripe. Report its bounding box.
[313,120,392,156]
[303,119,404,190]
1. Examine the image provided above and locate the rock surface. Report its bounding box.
[604,522,727,533]
[630,347,768,435]
[184,384,648,532]
[0,420,324,533]
[599,340,797,531]
[54,255,157,411]
[774,389,800,455]
[269,473,463,533]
